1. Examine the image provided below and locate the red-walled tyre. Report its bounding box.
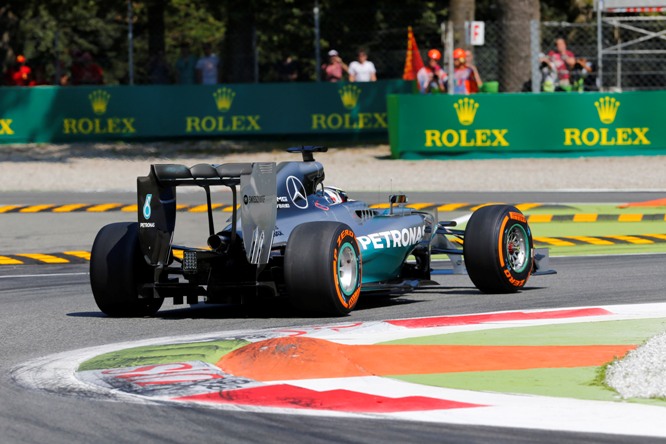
[284,222,362,316]
[463,205,533,293]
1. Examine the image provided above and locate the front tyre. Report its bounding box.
[463,205,533,293]
[90,222,163,317]
[284,222,362,316]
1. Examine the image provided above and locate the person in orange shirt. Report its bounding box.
[452,48,482,94]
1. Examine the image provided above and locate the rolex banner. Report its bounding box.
[0,80,411,144]
[387,92,666,158]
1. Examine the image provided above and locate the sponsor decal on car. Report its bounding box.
[286,176,308,209]
[143,194,152,220]
[356,225,426,250]
[277,196,290,209]
[243,194,266,205]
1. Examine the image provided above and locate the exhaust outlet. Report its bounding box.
[207,234,230,252]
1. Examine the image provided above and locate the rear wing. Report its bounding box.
[137,162,277,269]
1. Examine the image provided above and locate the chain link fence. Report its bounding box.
[598,16,666,91]
[539,21,599,92]
[2,3,665,92]
[468,17,666,92]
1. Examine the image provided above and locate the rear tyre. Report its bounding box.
[90,222,163,317]
[463,205,533,293]
[284,222,362,316]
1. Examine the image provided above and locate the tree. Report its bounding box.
[147,0,166,56]
[1,0,127,84]
[2,0,587,86]
[449,0,475,49]
[223,0,256,83]
[497,0,540,92]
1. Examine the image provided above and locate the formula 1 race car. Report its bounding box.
[90,146,553,317]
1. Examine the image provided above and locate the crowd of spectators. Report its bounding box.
[0,44,224,87]
[2,50,105,86]
[417,47,482,94]
[1,45,383,87]
[321,48,377,82]
[0,36,601,93]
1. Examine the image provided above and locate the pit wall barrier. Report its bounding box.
[387,92,666,159]
[0,80,412,144]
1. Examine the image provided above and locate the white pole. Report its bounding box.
[531,20,541,93]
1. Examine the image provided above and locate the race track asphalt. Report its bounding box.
[1,191,665,443]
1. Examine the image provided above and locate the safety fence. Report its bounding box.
[4,2,664,91]
[388,91,666,158]
[0,80,411,144]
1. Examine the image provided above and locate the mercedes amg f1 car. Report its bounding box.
[90,146,554,317]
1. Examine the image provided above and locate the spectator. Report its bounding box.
[538,52,557,92]
[175,44,197,84]
[452,47,482,94]
[547,37,575,89]
[278,56,299,81]
[6,55,33,86]
[321,49,348,82]
[71,51,104,85]
[148,50,172,84]
[571,57,597,92]
[196,43,220,85]
[348,49,377,82]
[417,48,447,93]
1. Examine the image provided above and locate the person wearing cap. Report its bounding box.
[453,47,482,94]
[417,48,447,93]
[322,49,348,82]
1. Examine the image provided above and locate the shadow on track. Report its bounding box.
[65,284,497,320]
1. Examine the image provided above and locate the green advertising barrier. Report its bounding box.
[0,80,411,144]
[388,92,666,159]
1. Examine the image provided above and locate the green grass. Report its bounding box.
[78,339,249,372]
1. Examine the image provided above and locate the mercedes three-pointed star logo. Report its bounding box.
[286,175,308,209]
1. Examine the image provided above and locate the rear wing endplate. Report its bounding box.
[137,162,276,268]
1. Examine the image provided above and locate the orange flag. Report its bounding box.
[403,26,424,80]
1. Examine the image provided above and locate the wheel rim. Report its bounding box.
[338,242,359,297]
[506,224,529,273]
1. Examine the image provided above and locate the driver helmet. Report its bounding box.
[323,186,348,204]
